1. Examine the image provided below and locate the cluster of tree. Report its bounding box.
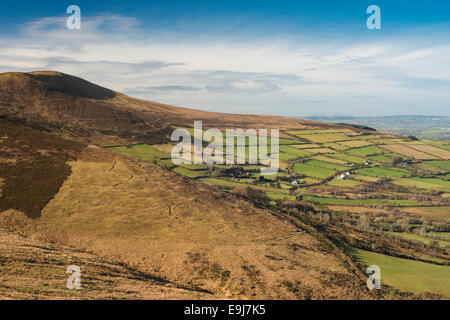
[232,186,269,204]
[279,200,315,213]
[274,174,305,182]
[354,182,409,194]
[335,123,377,131]
[209,165,248,178]
[389,156,404,167]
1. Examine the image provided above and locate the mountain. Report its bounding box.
[0,73,374,299]
[0,71,348,146]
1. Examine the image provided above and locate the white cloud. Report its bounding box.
[0,14,449,116]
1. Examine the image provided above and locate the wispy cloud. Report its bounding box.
[0,14,449,116]
[126,85,202,95]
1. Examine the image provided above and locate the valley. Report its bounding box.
[110,126,450,297]
[0,71,449,299]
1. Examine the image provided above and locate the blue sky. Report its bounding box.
[0,0,449,116]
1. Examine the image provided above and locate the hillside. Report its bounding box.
[0,71,350,146]
[1,71,448,299]
[0,117,372,299]
[0,227,213,299]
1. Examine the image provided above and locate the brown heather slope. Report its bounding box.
[0,226,211,299]
[26,145,371,299]
[0,71,348,146]
[0,119,85,218]
[0,116,371,299]
[0,122,206,299]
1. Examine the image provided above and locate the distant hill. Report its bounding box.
[306,115,450,140]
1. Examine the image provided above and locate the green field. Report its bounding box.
[337,140,373,148]
[172,167,208,178]
[367,155,395,163]
[266,193,296,201]
[304,196,418,206]
[347,146,384,157]
[326,178,362,187]
[388,232,450,248]
[353,249,450,297]
[327,153,364,164]
[292,143,321,149]
[426,160,450,171]
[292,163,336,179]
[351,174,380,182]
[321,142,349,151]
[408,177,450,187]
[414,162,447,173]
[302,148,335,154]
[109,144,167,161]
[304,196,385,206]
[278,145,311,159]
[393,177,450,191]
[357,167,409,179]
[312,155,348,165]
[305,160,347,171]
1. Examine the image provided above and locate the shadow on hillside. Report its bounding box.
[25,73,116,100]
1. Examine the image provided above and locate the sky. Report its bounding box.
[0,0,449,117]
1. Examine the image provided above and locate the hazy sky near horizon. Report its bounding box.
[0,0,449,117]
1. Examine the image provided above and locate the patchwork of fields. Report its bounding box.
[107,125,450,297]
[109,127,450,227]
[109,127,450,210]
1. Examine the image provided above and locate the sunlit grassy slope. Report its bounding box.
[354,249,450,297]
[34,145,371,299]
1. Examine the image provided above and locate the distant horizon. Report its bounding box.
[1,0,449,117]
[5,68,450,119]
[303,115,450,119]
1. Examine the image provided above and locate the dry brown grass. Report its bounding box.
[0,227,211,300]
[0,210,33,234]
[405,144,450,160]
[380,145,439,160]
[26,146,371,299]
